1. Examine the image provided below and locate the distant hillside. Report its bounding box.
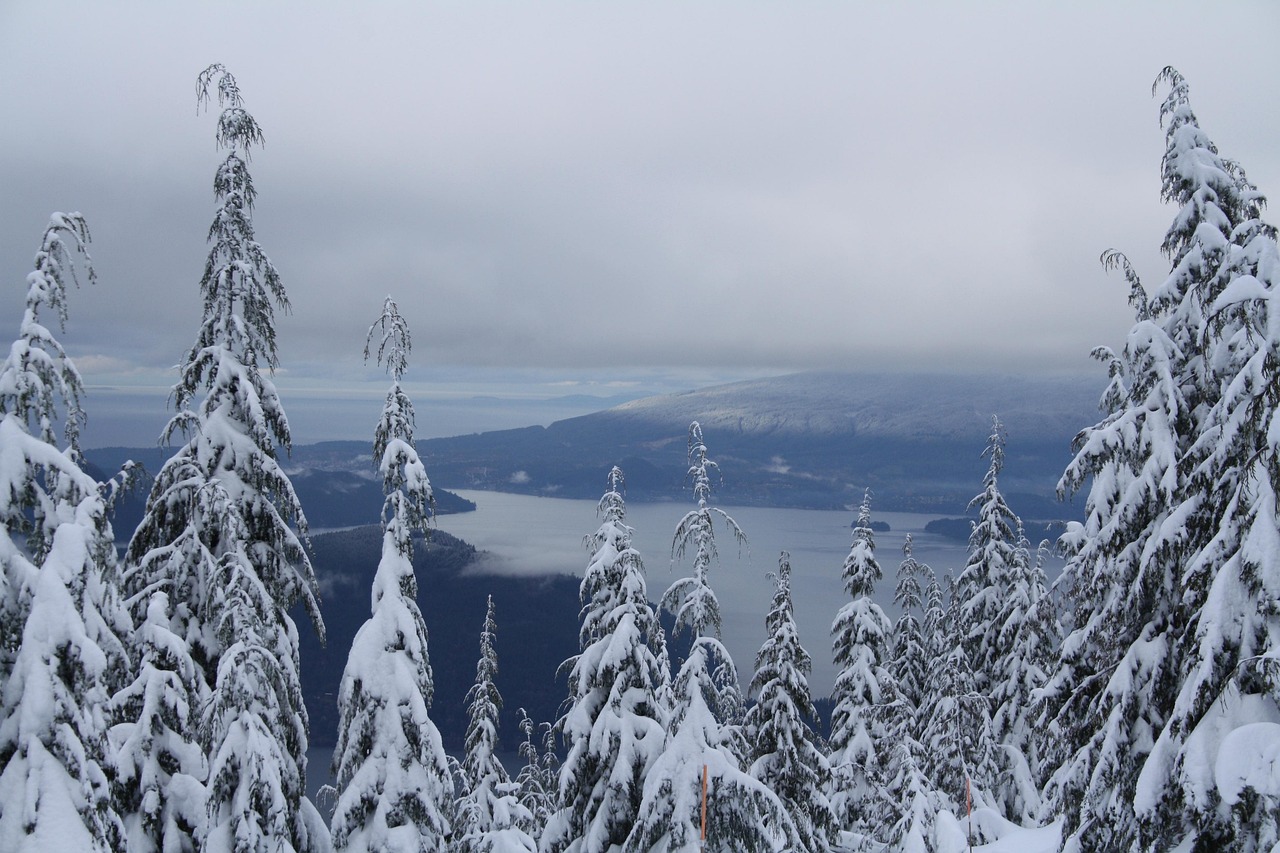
[87,370,1103,518]
[412,370,1101,514]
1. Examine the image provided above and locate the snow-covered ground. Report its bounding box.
[836,811,1062,853]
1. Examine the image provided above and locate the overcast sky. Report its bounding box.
[2,2,1278,446]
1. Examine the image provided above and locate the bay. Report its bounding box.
[436,489,1057,698]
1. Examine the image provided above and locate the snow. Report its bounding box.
[1217,722,1280,807]
[932,812,1063,853]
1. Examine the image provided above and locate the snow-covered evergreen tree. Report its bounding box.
[455,596,537,853]
[1131,69,1280,851]
[109,590,208,852]
[919,640,995,815]
[903,562,995,823]
[543,467,668,853]
[331,296,453,852]
[889,534,928,713]
[1,213,100,680]
[1038,68,1262,852]
[0,495,129,852]
[1037,254,1185,850]
[627,422,799,853]
[955,416,1019,698]
[827,490,894,836]
[0,212,131,852]
[920,565,947,664]
[124,65,327,853]
[745,552,837,853]
[987,530,1057,824]
[513,711,555,839]
[880,734,943,853]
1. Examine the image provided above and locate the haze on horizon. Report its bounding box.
[2,1,1278,447]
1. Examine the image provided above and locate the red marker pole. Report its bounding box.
[701,764,709,850]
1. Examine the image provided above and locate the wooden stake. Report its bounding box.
[701,763,709,847]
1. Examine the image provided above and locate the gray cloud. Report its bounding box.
[3,1,1279,446]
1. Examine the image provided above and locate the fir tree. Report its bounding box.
[0,212,130,852]
[889,535,928,712]
[919,641,995,815]
[987,531,1057,824]
[109,591,208,852]
[745,552,837,853]
[827,489,894,836]
[331,296,453,852]
[880,734,943,853]
[513,711,555,838]
[124,65,327,853]
[1038,68,1259,852]
[627,422,798,853]
[455,597,537,853]
[1132,69,1280,850]
[955,416,1019,698]
[543,467,668,853]
[1037,251,1185,850]
[0,213,101,680]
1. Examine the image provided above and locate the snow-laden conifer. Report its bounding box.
[513,712,556,838]
[124,65,326,853]
[827,490,894,836]
[109,590,208,852]
[987,531,1057,824]
[920,565,947,663]
[543,467,668,853]
[1037,253,1185,850]
[1,213,101,679]
[919,640,995,815]
[455,596,537,853]
[0,497,129,852]
[1130,69,1280,850]
[1038,68,1254,852]
[889,535,928,712]
[954,416,1019,698]
[880,734,943,853]
[745,552,837,853]
[0,213,131,852]
[331,296,453,852]
[627,422,799,853]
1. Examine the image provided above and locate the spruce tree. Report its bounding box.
[124,65,327,853]
[626,422,798,853]
[919,642,995,815]
[1039,68,1263,851]
[455,597,537,853]
[0,213,129,851]
[889,535,927,712]
[987,530,1057,824]
[1132,69,1280,850]
[1037,249,1185,850]
[331,296,453,852]
[955,416,1019,698]
[745,552,837,853]
[109,591,208,852]
[880,734,942,853]
[0,213,102,679]
[827,489,894,836]
[543,467,668,853]
[513,710,555,839]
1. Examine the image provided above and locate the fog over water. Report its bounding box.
[437,489,1065,698]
